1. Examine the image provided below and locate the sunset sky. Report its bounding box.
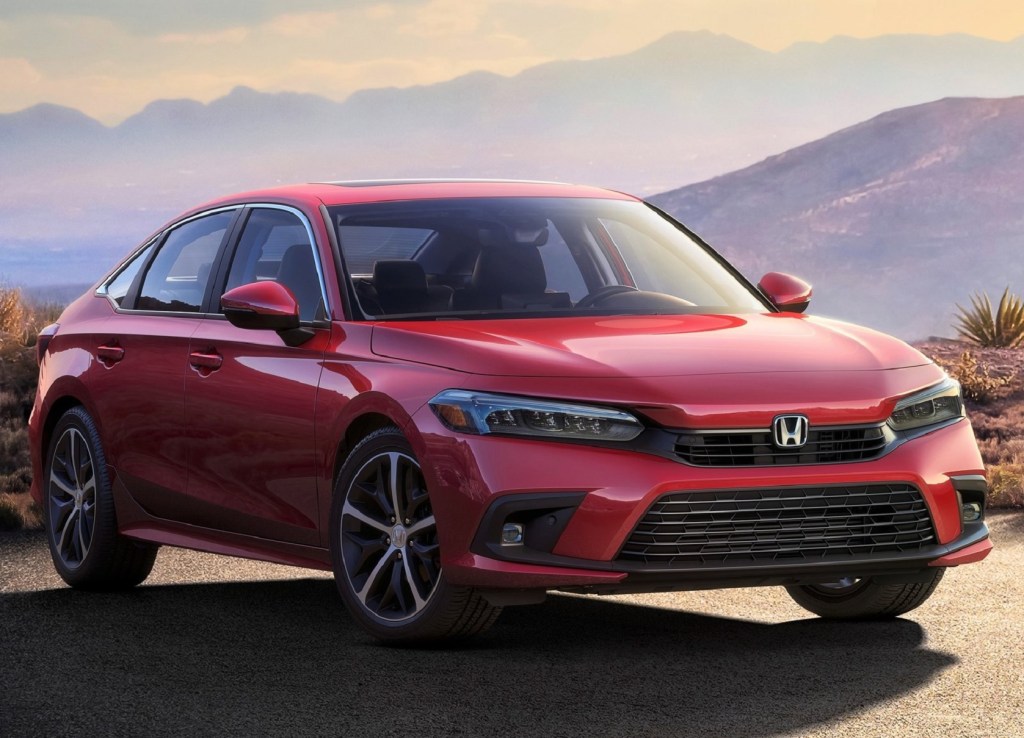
[3,0,1024,123]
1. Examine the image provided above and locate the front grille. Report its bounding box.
[674,426,888,467]
[618,483,935,568]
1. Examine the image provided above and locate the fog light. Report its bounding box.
[961,502,983,523]
[501,522,524,546]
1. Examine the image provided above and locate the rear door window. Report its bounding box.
[103,240,157,307]
[137,211,234,312]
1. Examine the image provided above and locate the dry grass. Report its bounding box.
[987,465,1024,508]
[0,285,27,339]
[0,492,42,531]
[1,286,46,530]
[937,350,1015,402]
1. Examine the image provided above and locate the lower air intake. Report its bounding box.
[617,483,935,568]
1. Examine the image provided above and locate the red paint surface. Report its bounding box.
[28,181,991,594]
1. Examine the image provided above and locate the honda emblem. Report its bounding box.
[772,415,809,448]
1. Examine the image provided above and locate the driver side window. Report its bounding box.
[223,209,326,323]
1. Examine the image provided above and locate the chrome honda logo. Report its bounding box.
[772,415,809,448]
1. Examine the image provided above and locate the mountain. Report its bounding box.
[650,96,1024,339]
[5,31,1024,295]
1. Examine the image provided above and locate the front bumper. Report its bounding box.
[412,412,992,593]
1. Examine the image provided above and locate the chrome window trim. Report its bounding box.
[98,202,331,322]
[232,202,331,323]
[94,236,158,300]
[96,205,243,311]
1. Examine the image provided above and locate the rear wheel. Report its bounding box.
[44,407,158,589]
[330,427,501,642]
[785,570,944,619]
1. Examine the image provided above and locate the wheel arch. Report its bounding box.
[333,412,399,483]
[31,392,90,505]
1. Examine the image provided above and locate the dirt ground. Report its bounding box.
[1,512,1021,737]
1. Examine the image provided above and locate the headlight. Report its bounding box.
[887,378,964,432]
[429,390,644,442]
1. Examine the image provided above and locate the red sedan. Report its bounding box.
[29,180,992,642]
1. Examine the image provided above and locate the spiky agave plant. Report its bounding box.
[955,288,1024,347]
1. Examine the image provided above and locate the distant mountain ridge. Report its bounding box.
[650,96,1024,339]
[4,30,1024,328]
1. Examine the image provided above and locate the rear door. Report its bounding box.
[183,205,330,544]
[89,208,239,518]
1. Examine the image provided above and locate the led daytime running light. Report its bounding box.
[888,378,964,432]
[429,390,643,442]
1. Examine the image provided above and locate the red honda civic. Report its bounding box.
[29,180,992,642]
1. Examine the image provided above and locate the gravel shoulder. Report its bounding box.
[1,512,1022,738]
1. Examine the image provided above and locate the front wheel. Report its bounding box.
[785,569,945,619]
[330,427,501,642]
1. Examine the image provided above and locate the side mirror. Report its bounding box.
[222,281,301,331]
[758,272,812,313]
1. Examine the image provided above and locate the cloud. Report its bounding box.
[398,0,487,38]
[0,57,41,86]
[158,28,250,46]
[0,0,427,35]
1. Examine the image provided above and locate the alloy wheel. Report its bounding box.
[340,451,440,622]
[48,427,96,569]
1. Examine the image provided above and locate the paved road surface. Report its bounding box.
[2,513,1022,737]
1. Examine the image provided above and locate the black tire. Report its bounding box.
[43,406,158,589]
[330,426,501,643]
[785,570,945,619]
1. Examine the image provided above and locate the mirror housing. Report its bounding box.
[222,281,301,331]
[758,272,812,313]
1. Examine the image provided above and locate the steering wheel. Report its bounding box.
[574,284,639,308]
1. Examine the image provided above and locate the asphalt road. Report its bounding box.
[2,513,1022,738]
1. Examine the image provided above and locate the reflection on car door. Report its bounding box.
[184,206,329,545]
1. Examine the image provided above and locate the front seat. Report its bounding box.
[277,244,324,322]
[373,260,453,315]
[455,247,570,311]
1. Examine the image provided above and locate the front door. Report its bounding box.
[184,206,330,544]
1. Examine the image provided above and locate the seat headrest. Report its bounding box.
[374,260,428,294]
[472,247,547,294]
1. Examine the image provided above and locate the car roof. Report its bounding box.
[197,179,639,212]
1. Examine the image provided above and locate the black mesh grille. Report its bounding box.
[674,426,888,467]
[618,484,935,568]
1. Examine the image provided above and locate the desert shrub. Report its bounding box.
[25,301,64,344]
[970,401,1024,443]
[955,288,1024,347]
[0,492,41,531]
[0,495,22,530]
[987,464,1024,508]
[0,286,44,507]
[937,350,1015,403]
[977,437,1024,465]
[0,286,27,339]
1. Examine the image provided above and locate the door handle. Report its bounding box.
[189,350,223,371]
[96,345,124,364]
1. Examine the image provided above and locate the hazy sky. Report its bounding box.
[3,0,1024,123]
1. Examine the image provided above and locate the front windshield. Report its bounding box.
[328,197,767,320]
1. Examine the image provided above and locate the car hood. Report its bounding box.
[369,312,932,378]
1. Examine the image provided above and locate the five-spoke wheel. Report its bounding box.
[44,407,158,589]
[48,426,97,569]
[330,427,501,642]
[340,450,440,622]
